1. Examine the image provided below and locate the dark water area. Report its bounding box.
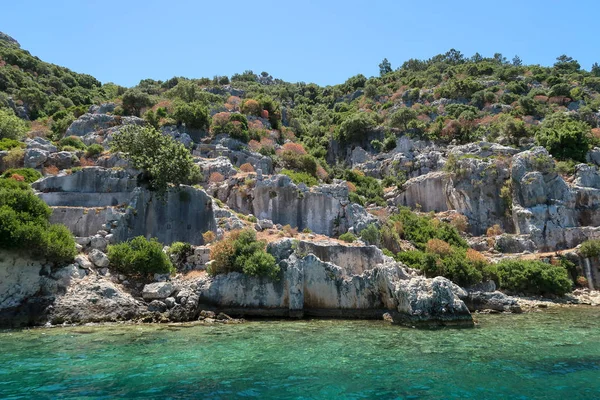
[1,308,599,399]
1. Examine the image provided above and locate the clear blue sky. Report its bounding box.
[3,0,598,87]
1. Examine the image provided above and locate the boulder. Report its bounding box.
[25,137,57,153]
[24,148,48,168]
[88,249,109,268]
[45,151,78,170]
[142,282,175,301]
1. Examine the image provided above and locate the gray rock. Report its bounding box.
[164,297,176,309]
[25,137,57,153]
[74,255,93,269]
[142,282,175,301]
[88,249,109,268]
[45,151,78,170]
[148,300,167,312]
[24,148,49,168]
[90,235,108,251]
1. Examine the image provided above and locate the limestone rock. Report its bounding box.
[88,249,109,268]
[142,282,175,301]
[24,148,48,168]
[74,255,93,269]
[25,137,57,153]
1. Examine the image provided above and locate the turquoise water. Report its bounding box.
[1,308,599,399]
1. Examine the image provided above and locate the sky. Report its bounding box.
[2,0,599,88]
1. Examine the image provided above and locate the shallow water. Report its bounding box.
[1,308,599,399]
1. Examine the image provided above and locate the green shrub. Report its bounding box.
[0,182,76,263]
[59,136,87,150]
[280,151,318,176]
[0,108,28,140]
[173,101,210,131]
[339,232,356,243]
[389,207,467,250]
[360,223,380,246]
[168,241,193,265]
[207,229,279,280]
[107,236,174,276]
[85,144,104,158]
[336,112,375,142]
[110,125,201,198]
[0,138,24,151]
[344,170,385,206]
[535,114,592,162]
[1,168,42,183]
[495,260,572,296]
[579,239,600,258]
[281,169,318,186]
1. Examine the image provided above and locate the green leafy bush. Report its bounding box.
[360,223,380,246]
[1,168,42,183]
[0,180,76,263]
[579,239,600,258]
[336,112,374,142]
[173,101,210,131]
[207,229,279,279]
[107,236,174,276]
[495,260,572,296]
[344,169,385,206]
[110,125,201,197]
[59,136,87,150]
[0,138,24,151]
[0,108,28,140]
[535,114,592,162]
[281,169,318,186]
[85,144,104,158]
[339,232,357,243]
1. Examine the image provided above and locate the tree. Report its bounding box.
[0,108,28,140]
[389,107,417,130]
[110,125,201,197]
[122,89,154,116]
[591,62,600,77]
[379,58,392,76]
[336,112,375,142]
[512,55,523,66]
[535,113,592,162]
[554,55,580,73]
[173,102,210,130]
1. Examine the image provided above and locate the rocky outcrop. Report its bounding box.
[389,171,450,212]
[34,167,217,245]
[511,147,600,250]
[221,174,377,236]
[196,240,473,326]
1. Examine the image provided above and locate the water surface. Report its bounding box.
[1,308,599,399]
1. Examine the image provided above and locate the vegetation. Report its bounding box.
[1,168,41,183]
[579,239,600,258]
[0,178,76,263]
[0,108,28,140]
[339,232,357,243]
[207,229,279,280]
[494,260,572,296]
[110,125,201,197]
[107,236,174,276]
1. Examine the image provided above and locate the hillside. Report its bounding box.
[1,31,600,328]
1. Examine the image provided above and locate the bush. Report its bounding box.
[122,89,154,116]
[336,112,375,142]
[110,125,201,198]
[107,236,174,276]
[360,223,380,246]
[59,136,87,150]
[0,108,28,140]
[173,101,210,131]
[281,169,318,186]
[280,151,318,176]
[495,259,572,296]
[208,229,279,279]
[241,99,261,116]
[0,138,24,151]
[535,114,592,162]
[579,239,600,258]
[202,231,216,244]
[339,232,357,243]
[85,144,104,158]
[1,168,42,183]
[0,182,76,263]
[168,241,192,263]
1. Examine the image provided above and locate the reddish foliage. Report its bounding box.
[591,128,600,139]
[79,157,95,167]
[9,174,24,182]
[44,165,59,176]
[346,181,356,192]
[239,163,255,173]
[241,99,261,116]
[316,166,329,181]
[248,139,261,151]
[261,109,269,119]
[282,142,307,155]
[209,172,225,183]
[534,95,548,103]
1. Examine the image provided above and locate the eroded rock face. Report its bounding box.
[197,240,473,326]
[34,167,217,245]
[511,147,600,250]
[221,175,377,236]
